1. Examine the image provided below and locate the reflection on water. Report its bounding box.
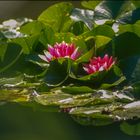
[120,121,140,136]
[0,103,140,140]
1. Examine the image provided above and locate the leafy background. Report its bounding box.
[1,0,140,139]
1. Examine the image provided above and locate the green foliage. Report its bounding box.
[118,20,140,37]
[0,41,7,61]
[120,122,140,135]
[113,32,140,59]
[12,35,39,54]
[70,8,94,29]
[44,59,71,86]
[38,2,74,32]
[1,1,140,133]
[81,1,101,10]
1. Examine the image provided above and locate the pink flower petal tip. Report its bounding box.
[83,54,116,74]
[39,41,80,62]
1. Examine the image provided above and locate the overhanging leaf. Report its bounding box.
[20,20,45,35]
[70,8,94,29]
[95,35,112,49]
[94,1,135,25]
[38,2,74,32]
[118,20,140,37]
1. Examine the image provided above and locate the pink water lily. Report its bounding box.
[39,41,80,62]
[83,54,116,74]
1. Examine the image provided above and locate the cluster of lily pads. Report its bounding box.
[1,1,140,133]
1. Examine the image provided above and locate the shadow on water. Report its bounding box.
[0,103,140,140]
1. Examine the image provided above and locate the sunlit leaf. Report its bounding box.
[71,8,94,29]
[61,86,94,94]
[38,2,74,32]
[81,1,101,10]
[118,20,140,37]
[34,93,72,106]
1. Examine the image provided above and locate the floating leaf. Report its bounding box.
[0,75,24,86]
[61,86,94,94]
[0,88,29,103]
[34,93,72,106]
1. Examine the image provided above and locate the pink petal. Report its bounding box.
[97,62,101,70]
[99,66,104,71]
[103,54,109,62]
[39,42,80,62]
[89,64,96,72]
[83,54,115,74]
[108,56,114,68]
[61,42,66,56]
[103,62,107,69]
[55,48,61,57]
[66,45,71,56]
[48,45,55,56]
[97,56,101,62]
[71,47,79,60]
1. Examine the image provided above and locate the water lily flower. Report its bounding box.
[39,41,80,62]
[83,54,115,74]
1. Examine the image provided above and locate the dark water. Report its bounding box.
[0,103,140,140]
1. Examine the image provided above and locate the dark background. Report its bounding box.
[0,1,81,21]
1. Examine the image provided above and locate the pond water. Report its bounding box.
[0,103,140,140]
